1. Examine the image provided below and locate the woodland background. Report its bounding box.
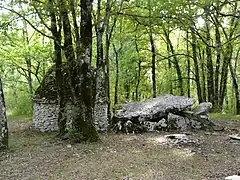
[0,0,239,118]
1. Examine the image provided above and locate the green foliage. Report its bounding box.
[0,0,239,117]
[0,4,54,117]
[5,85,33,117]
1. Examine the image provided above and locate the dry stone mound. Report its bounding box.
[111,95,214,133]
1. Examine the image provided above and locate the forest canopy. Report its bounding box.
[0,0,239,118]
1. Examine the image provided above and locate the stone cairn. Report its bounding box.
[32,66,109,132]
[32,69,59,132]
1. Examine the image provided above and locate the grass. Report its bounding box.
[210,113,240,120]
[0,117,239,179]
[7,114,32,122]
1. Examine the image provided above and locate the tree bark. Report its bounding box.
[149,33,157,98]
[219,44,232,110]
[205,19,214,104]
[199,48,206,102]
[49,0,66,136]
[104,0,124,120]
[214,18,221,111]
[113,44,119,105]
[22,20,33,110]
[59,0,75,62]
[229,61,240,114]
[186,31,191,97]
[191,27,203,103]
[135,37,141,101]
[0,78,8,150]
[94,0,108,131]
[163,28,184,96]
[218,1,238,111]
[67,0,98,141]
[80,0,93,64]
[69,0,80,60]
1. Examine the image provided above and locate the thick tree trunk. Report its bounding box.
[0,78,8,150]
[70,62,99,142]
[149,33,157,98]
[191,27,203,103]
[59,0,77,104]
[49,0,66,136]
[80,0,93,64]
[67,0,98,141]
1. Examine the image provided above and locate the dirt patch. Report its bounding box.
[0,118,239,180]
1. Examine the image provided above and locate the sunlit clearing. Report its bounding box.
[172,148,195,159]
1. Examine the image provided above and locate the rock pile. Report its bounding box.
[156,134,199,147]
[111,95,214,133]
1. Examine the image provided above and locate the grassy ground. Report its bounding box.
[0,115,240,180]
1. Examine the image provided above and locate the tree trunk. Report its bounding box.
[0,78,8,150]
[149,33,156,98]
[135,37,141,101]
[70,0,80,60]
[191,27,203,103]
[104,0,124,118]
[67,0,98,142]
[214,20,221,111]
[105,39,111,120]
[59,0,75,62]
[218,1,238,112]
[168,59,173,94]
[166,42,173,95]
[94,0,108,131]
[113,44,119,105]
[186,31,191,97]
[163,28,184,96]
[49,0,66,136]
[80,0,93,64]
[22,21,33,110]
[229,61,240,114]
[205,20,214,104]
[199,48,206,102]
[104,0,114,122]
[219,44,232,110]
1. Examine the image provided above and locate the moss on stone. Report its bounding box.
[34,64,73,102]
[34,66,58,101]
